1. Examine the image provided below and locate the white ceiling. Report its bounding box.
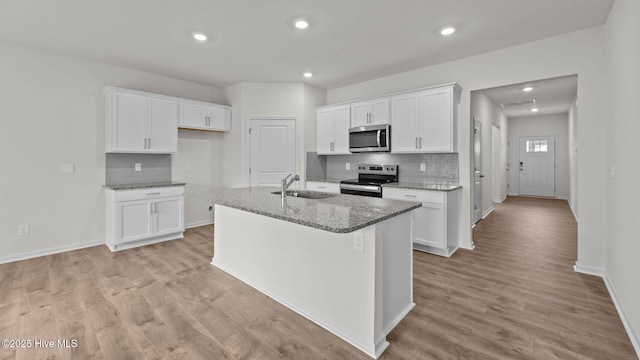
[480,75,578,118]
[0,0,613,90]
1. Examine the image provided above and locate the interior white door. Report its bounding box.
[250,118,297,188]
[519,136,556,197]
[474,119,483,223]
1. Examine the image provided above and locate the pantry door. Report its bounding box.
[249,118,297,188]
[518,136,556,197]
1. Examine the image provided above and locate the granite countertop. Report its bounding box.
[103,181,186,190]
[190,187,421,233]
[383,182,462,191]
[305,178,345,184]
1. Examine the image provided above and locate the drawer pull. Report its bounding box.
[146,192,161,196]
[404,194,418,198]
[318,186,326,189]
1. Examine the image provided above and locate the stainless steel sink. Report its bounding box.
[271,190,337,199]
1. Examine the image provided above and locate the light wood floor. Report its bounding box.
[0,196,637,359]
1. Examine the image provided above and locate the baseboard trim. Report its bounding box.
[0,239,104,265]
[574,264,640,358]
[603,274,640,359]
[185,219,214,229]
[482,206,495,219]
[573,263,604,277]
[568,201,578,223]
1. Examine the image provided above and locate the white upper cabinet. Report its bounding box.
[351,98,390,127]
[317,105,351,155]
[105,87,178,153]
[179,101,231,132]
[391,84,460,153]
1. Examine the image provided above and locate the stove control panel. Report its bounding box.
[357,164,398,175]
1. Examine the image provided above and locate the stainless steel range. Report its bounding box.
[340,164,398,198]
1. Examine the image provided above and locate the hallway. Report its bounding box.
[403,196,637,358]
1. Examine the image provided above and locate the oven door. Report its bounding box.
[349,125,390,152]
[340,183,383,197]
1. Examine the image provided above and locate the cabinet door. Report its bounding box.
[412,204,446,249]
[332,106,351,154]
[180,102,210,128]
[149,98,178,153]
[154,196,184,235]
[208,107,227,131]
[369,98,390,125]
[419,88,453,152]
[118,199,153,243]
[316,109,334,155]
[391,93,420,153]
[351,102,371,127]
[306,181,340,194]
[112,92,148,151]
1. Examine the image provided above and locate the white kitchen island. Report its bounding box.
[195,187,420,359]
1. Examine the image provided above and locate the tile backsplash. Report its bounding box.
[105,153,172,185]
[306,152,458,184]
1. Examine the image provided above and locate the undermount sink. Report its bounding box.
[271,190,337,199]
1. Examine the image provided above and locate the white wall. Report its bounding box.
[470,91,509,217]
[327,27,607,259]
[222,82,325,189]
[507,113,570,199]
[604,0,640,351]
[0,40,223,262]
[568,96,579,218]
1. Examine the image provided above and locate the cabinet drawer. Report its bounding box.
[383,187,444,204]
[113,186,184,202]
[306,181,340,194]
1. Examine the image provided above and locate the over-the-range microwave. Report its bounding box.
[349,124,390,152]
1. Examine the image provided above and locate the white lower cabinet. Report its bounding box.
[305,181,341,194]
[383,187,460,257]
[106,186,184,251]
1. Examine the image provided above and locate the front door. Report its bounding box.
[249,118,297,188]
[518,136,556,197]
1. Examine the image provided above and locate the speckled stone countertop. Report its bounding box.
[383,182,462,191]
[305,178,344,184]
[104,181,186,190]
[190,187,421,233]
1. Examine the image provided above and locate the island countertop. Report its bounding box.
[191,187,421,233]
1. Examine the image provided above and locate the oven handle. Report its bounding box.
[376,129,382,148]
[340,184,381,192]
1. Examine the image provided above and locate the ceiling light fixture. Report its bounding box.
[531,107,539,112]
[303,72,313,78]
[440,26,456,36]
[523,86,533,92]
[295,19,309,29]
[193,33,207,41]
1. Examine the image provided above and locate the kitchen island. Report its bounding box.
[193,187,421,358]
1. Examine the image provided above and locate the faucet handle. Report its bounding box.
[283,173,292,181]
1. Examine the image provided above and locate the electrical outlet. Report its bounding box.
[353,233,364,252]
[18,224,30,236]
[135,163,142,172]
[420,163,426,172]
[346,163,350,170]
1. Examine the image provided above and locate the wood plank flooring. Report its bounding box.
[0,196,637,359]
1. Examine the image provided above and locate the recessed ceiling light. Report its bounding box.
[303,72,313,78]
[523,86,533,92]
[440,27,456,36]
[295,19,309,29]
[193,33,207,41]
[531,107,539,112]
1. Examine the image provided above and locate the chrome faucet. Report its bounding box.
[281,174,300,198]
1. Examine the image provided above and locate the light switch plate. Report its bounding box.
[346,163,350,170]
[135,163,142,172]
[18,224,29,236]
[420,163,426,172]
[60,164,75,174]
[353,232,364,252]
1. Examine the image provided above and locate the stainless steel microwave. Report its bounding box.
[349,124,390,152]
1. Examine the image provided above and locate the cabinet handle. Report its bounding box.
[370,113,374,123]
[419,137,422,149]
[146,192,161,196]
[415,137,418,149]
[404,194,418,198]
[318,186,326,189]
[148,138,151,149]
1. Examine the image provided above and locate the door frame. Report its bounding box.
[246,116,299,187]
[473,118,482,224]
[517,135,557,197]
